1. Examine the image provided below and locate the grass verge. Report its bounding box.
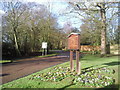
[37,54,57,58]
[0,60,12,64]
[2,53,58,63]
[1,54,119,89]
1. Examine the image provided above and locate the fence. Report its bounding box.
[80,45,100,51]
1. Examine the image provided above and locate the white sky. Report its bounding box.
[0,0,81,29]
[0,0,119,30]
[0,10,5,15]
[23,0,83,29]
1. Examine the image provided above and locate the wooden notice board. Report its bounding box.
[68,33,80,50]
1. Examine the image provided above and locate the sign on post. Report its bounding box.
[68,33,81,75]
[42,42,47,49]
[42,42,47,55]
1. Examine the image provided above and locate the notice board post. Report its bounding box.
[70,50,74,71]
[68,33,81,74]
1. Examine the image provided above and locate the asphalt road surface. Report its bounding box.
[0,50,76,84]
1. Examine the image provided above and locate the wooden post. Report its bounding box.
[76,50,80,75]
[44,48,45,55]
[45,48,47,55]
[42,48,44,56]
[42,48,45,56]
[70,50,74,71]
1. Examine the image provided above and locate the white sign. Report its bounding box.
[42,42,47,48]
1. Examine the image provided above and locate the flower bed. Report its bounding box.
[30,66,115,88]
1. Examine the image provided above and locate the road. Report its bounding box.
[0,50,75,84]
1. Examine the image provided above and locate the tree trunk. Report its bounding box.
[13,31,21,56]
[100,4,107,56]
[106,43,110,54]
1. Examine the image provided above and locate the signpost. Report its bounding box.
[42,42,47,56]
[68,33,81,74]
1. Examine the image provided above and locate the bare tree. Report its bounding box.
[2,1,29,56]
[68,1,119,56]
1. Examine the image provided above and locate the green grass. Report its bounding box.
[1,54,119,89]
[37,54,57,58]
[0,60,11,63]
[2,53,58,63]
